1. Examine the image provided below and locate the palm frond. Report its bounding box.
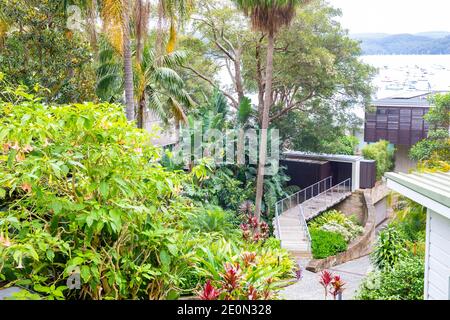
[168,97,188,123]
[101,0,124,54]
[166,18,177,53]
[154,67,184,88]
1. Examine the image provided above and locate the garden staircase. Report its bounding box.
[273,177,352,259]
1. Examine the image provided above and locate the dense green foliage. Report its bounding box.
[410,93,450,164]
[357,199,427,300]
[371,226,408,271]
[362,140,395,180]
[0,94,295,300]
[0,0,96,103]
[275,107,362,154]
[309,229,348,259]
[356,256,424,300]
[165,90,299,217]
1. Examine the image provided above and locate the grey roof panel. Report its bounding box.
[283,151,364,163]
[385,171,450,207]
[371,91,449,108]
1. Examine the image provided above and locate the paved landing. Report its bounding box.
[280,255,373,300]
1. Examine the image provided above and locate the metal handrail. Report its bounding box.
[274,176,333,239]
[276,176,332,210]
[274,177,352,251]
[274,176,332,239]
[299,206,312,252]
[303,178,352,220]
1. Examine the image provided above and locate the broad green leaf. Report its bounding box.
[99,180,109,198]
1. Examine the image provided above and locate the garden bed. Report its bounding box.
[306,191,376,273]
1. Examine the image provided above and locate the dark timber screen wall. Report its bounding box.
[360,160,376,189]
[364,106,429,146]
[280,159,331,190]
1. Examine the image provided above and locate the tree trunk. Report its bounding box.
[87,0,98,53]
[234,47,245,102]
[254,33,275,219]
[135,0,150,63]
[137,97,145,129]
[122,0,135,122]
[255,34,265,123]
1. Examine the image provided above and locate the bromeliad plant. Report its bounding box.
[240,215,270,243]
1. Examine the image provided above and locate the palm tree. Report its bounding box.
[85,0,99,52]
[134,0,151,63]
[96,39,193,128]
[233,0,309,220]
[101,0,135,121]
[156,0,194,54]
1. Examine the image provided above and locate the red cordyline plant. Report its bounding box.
[330,275,346,300]
[319,270,333,299]
[198,260,277,300]
[240,215,269,243]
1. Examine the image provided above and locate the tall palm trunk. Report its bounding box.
[254,33,275,219]
[137,96,145,128]
[122,0,135,121]
[87,0,98,53]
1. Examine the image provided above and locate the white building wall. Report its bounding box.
[143,110,178,147]
[425,209,450,300]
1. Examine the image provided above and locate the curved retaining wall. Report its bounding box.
[306,190,376,273]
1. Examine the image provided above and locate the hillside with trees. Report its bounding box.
[353,33,450,55]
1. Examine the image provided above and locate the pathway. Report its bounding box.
[276,188,352,258]
[280,255,373,300]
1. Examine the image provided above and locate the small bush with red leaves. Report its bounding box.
[240,215,269,243]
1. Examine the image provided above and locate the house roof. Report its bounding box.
[372,91,448,108]
[283,151,364,163]
[385,171,450,219]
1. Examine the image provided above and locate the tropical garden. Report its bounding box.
[1,0,447,301]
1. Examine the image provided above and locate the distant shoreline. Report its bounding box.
[352,32,450,55]
[361,53,450,56]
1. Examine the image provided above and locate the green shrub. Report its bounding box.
[188,206,240,237]
[320,135,359,155]
[356,256,424,300]
[310,229,348,259]
[371,226,408,271]
[393,197,427,242]
[362,140,395,180]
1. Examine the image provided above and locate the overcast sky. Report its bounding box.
[328,0,450,34]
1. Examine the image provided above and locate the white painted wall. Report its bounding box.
[143,110,178,147]
[374,197,388,226]
[425,209,450,300]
